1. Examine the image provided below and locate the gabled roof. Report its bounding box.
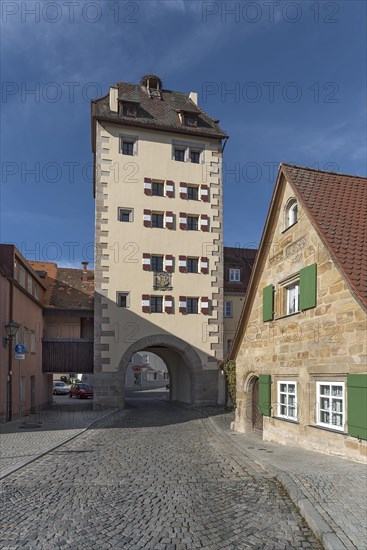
[230,163,367,359]
[91,80,228,141]
[29,261,94,311]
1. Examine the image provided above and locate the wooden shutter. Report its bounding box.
[144,177,152,195]
[165,211,174,230]
[259,374,271,416]
[142,253,151,271]
[165,255,174,273]
[262,285,274,322]
[179,255,187,273]
[165,295,174,314]
[200,214,209,232]
[142,294,150,313]
[180,182,187,199]
[347,374,367,441]
[179,213,187,230]
[143,209,152,227]
[201,257,209,274]
[300,263,317,310]
[179,296,187,314]
[166,180,174,198]
[201,297,210,315]
[200,184,209,202]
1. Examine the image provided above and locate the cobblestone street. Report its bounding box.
[0,399,321,550]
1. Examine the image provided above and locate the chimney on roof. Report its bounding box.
[82,261,89,282]
[189,92,198,105]
[109,86,118,112]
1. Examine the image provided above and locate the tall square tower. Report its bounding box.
[91,75,227,407]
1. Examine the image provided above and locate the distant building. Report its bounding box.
[91,75,228,407]
[29,260,94,379]
[230,164,367,462]
[0,245,51,420]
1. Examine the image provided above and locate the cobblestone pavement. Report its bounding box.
[210,411,367,550]
[0,399,116,478]
[0,399,321,550]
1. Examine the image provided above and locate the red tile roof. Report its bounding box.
[29,261,94,311]
[283,164,367,308]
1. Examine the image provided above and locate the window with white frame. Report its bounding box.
[229,268,240,282]
[285,198,298,229]
[27,275,33,294]
[316,382,344,431]
[172,141,204,163]
[163,371,169,379]
[278,381,297,420]
[187,297,198,314]
[286,281,300,315]
[152,181,164,196]
[34,283,39,300]
[116,292,130,308]
[224,301,233,317]
[147,372,158,381]
[25,331,36,354]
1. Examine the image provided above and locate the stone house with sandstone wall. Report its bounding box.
[230,164,367,462]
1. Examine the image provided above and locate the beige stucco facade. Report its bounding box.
[234,177,367,462]
[93,89,225,407]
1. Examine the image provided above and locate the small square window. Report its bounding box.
[122,140,134,156]
[187,298,198,314]
[190,150,201,164]
[150,296,163,313]
[286,282,300,315]
[224,301,233,317]
[187,258,199,273]
[152,213,164,228]
[187,216,198,231]
[151,256,164,272]
[174,148,185,162]
[117,292,130,308]
[187,185,199,200]
[118,208,133,222]
[152,182,164,196]
[229,269,240,282]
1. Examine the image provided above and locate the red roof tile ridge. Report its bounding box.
[281,162,367,180]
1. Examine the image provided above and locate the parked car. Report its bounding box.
[69,383,94,399]
[53,381,70,395]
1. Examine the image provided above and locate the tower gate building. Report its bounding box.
[91,75,228,408]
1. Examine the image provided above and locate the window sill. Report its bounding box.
[273,416,299,425]
[308,424,346,435]
[274,311,302,321]
[281,221,298,234]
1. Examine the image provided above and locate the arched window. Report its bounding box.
[285,199,298,228]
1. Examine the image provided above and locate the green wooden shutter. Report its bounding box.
[300,264,317,310]
[259,374,271,416]
[347,374,367,441]
[263,285,274,322]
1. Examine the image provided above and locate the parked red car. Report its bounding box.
[69,383,94,399]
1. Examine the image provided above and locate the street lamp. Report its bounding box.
[4,320,19,421]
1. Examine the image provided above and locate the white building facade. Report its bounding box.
[91,75,228,408]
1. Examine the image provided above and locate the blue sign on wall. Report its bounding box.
[15,344,26,354]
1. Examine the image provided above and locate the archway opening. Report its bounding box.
[250,376,263,432]
[125,350,170,401]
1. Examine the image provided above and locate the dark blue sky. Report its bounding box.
[1,0,366,266]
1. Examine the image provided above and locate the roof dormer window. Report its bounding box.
[123,103,138,117]
[185,115,197,127]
